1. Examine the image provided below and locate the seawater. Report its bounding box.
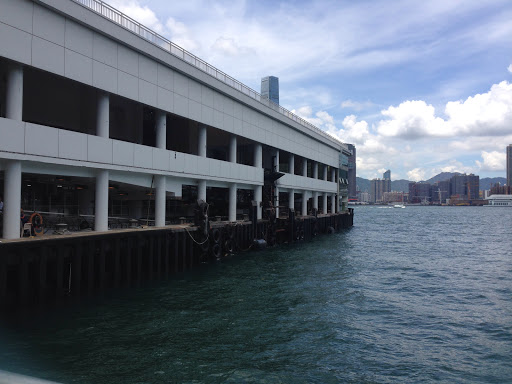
[1,206,511,383]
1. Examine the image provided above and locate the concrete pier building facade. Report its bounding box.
[0,0,351,239]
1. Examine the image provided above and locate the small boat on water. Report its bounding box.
[393,204,405,209]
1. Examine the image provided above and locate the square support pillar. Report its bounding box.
[313,191,318,210]
[198,125,207,157]
[302,191,307,216]
[254,185,262,220]
[302,159,308,177]
[156,111,166,149]
[6,63,23,121]
[254,143,262,168]
[95,170,109,232]
[155,175,166,227]
[198,179,207,202]
[331,193,336,213]
[2,160,22,239]
[313,162,318,179]
[274,150,280,172]
[323,165,328,181]
[289,154,295,175]
[323,192,328,214]
[229,183,237,222]
[288,189,294,209]
[229,135,237,163]
[96,91,109,138]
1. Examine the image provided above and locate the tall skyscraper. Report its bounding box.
[383,170,391,180]
[507,144,512,187]
[261,76,279,105]
[347,144,356,198]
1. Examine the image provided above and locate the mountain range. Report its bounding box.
[356,172,506,193]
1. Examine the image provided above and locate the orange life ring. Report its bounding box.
[29,212,44,236]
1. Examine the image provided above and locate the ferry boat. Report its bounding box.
[485,195,512,207]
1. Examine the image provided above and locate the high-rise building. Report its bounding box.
[370,178,391,203]
[383,170,391,180]
[450,174,479,200]
[408,182,431,203]
[347,144,356,198]
[261,76,279,105]
[507,144,512,187]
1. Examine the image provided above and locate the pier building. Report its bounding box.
[0,0,353,307]
[0,0,351,240]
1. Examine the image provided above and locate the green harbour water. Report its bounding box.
[1,206,511,383]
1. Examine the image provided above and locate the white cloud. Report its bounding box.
[340,99,374,111]
[508,64,512,73]
[107,0,165,34]
[476,151,506,172]
[377,100,447,138]
[377,81,512,139]
[407,168,426,182]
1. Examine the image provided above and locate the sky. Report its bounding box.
[104,0,512,181]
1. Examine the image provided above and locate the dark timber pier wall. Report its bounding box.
[0,211,353,309]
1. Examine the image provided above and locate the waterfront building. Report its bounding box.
[431,180,450,204]
[359,192,370,203]
[408,182,431,204]
[261,76,279,105]
[450,174,479,201]
[383,170,391,181]
[0,0,350,239]
[347,144,356,199]
[507,144,512,187]
[486,194,512,206]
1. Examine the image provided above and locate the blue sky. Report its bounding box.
[105,0,512,181]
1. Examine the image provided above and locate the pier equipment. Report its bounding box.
[0,0,353,307]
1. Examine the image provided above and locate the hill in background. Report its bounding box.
[356,173,506,193]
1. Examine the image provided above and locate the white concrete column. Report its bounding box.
[2,161,22,239]
[6,63,23,121]
[289,154,295,175]
[313,162,318,179]
[336,194,339,213]
[155,175,166,227]
[156,111,166,149]
[198,125,207,157]
[254,185,262,220]
[95,169,109,232]
[275,186,279,218]
[331,167,336,183]
[229,135,237,163]
[198,179,207,202]
[254,143,262,168]
[301,191,307,216]
[288,189,294,210]
[96,91,109,138]
[228,183,237,222]
[313,191,318,211]
[323,166,328,181]
[323,192,328,214]
[331,193,336,213]
[274,149,280,172]
[302,159,307,177]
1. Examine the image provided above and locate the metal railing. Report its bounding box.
[72,0,343,146]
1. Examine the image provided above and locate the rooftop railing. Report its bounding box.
[72,0,343,146]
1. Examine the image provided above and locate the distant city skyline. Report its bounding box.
[104,0,511,180]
